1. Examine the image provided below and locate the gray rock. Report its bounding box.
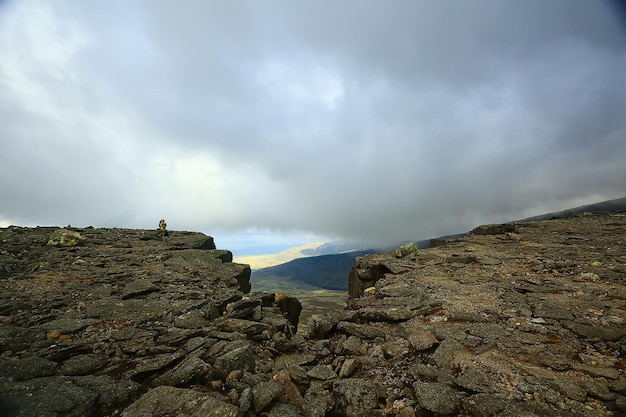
[0,356,57,380]
[127,352,184,381]
[616,395,626,412]
[413,381,464,414]
[378,281,427,299]
[225,297,261,319]
[70,375,142,414]
[39,318,98,334]
[494,405,540,417]
[252,381,283,413]
[303,383,332,417]
[336,321,386,339]
[531,302,572,320]
[121,279,160,299]
[409,362,441,380]
[217,318,271,338]
[121,386,238,417]
[173,310,210,328]
[151,355,208,386]
[573,363,621,379]
[348,256,394,298]
[274,353,316,370]
[60,354,109,376]
[274,294,303,330]
[206,339,248,360]
[81,299,172,323]
[0,376,98,417]
[406,329,438,351]
[308,311,351,339]
[339,358,358,378]
[550,378,587,402]
[284,362,309,384]
[356,306,416,322]
[333,378,378,417]
[221,262,252,294]
[238,386,253,412]
[214,344,255,380]
[429,338,464,369]
[582,379,615,400]
[268,403,305,417]
[194,237,217,250]
[0,326,46,352]
[445,254,479,264]
[0,299,29,315]
[455,366,497,393]
[462,393,510,417]
[564,320,626,341]
[35,340,91,363]
[539,352,572,371]
[382,338,410,357]
[306,365,337,380]
[342,336,366,355]
[610,379,626,395]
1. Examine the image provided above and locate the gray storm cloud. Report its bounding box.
[0,0,625,247]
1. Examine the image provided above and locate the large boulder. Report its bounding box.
[47,229,85,247]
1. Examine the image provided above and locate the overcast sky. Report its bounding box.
[1,0,625,251]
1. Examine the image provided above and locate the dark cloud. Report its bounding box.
[1,0,625,247]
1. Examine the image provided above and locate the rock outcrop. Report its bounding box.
[0,226,300,416]
[333,212,626,416]
[1,212,625,416]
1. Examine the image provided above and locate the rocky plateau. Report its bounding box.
[0,212,625,416]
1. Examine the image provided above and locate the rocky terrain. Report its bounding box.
[0,212,625,416]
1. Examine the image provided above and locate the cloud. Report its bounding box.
[1,0,625,247]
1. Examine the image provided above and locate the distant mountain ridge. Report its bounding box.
[235,241,373,270]
[251,196,626,291]
[253,250,375,291]
[519,196,626,222]
[234,242,325,269]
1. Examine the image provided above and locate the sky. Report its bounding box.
[1,0,625,253]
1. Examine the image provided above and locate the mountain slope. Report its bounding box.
[252,250,375,291]
[234,242,325,269]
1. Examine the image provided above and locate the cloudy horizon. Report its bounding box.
[1,0,625,252]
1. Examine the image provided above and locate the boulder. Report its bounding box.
[303,383,332,417]
[395,242,418,258]
[60,354,109,376]
[47,229,85,247]
[332,378,378,417]
[348,257,392,298]
[121,386,238,417]
[214,344,255,379]
[413,381,464,415]
[252,381,284,413]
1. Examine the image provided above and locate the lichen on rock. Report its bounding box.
[47,228,85,247]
